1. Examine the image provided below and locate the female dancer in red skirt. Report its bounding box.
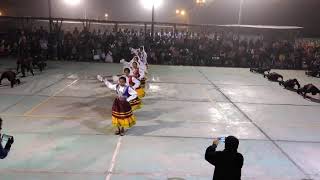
[97,68,144,110]
[103,77,137,136]
[131,61,147,88]
[123,68,145,99]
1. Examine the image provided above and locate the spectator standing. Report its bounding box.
[205,136,244,180]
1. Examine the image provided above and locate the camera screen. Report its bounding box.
[1,134,12,147]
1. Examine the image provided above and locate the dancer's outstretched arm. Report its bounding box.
[103,79,117,91]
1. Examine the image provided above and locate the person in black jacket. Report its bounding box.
[297,84,320,98]
[205,136,244,180]
[279,79,300,90]
[250,67,271,75]
[0,70,21,88]
[264,72,283,82]
[0,118,14,159]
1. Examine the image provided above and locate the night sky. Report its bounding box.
[1,0,319,36]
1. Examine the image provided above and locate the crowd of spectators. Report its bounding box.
[1,25,320,70]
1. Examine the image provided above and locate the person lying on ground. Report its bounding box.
[250,67,271,74]
[279,79,301,90]
[264,72,283,82]
[297,84,320,98]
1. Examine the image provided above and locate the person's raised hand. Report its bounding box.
[213,138,219,145]
[7,137,14,145]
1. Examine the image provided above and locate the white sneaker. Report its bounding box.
[97,75,103,82]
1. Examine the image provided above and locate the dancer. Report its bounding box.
[264,72,283,82]
[102,77,137,136]
[0,70,21,88]
[123,68,145,99]
[97,68,145,99]
[32,55,47,72]
[139,46,148,72]
[297,84,320,98]
[250,67,271,75]
[305,69,319,78]
[98,76,142,111]
[279,79,301,90]
[131,61,147,87]
[17,54,34,77]
[121,56,143,70]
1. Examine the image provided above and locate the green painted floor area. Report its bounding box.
[0,59,320,180]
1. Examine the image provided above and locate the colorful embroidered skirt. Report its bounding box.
[129,97,142,111]
[112,98,136,128]
[135,87,145,99]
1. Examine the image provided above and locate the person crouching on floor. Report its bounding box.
[297,84,320,98]
[0,70,21,88]
[264,72,283,82]
[279,79,301,90]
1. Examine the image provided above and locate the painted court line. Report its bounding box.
[23,79,79,116]
[196,67,311,179]
[105,136,122,180]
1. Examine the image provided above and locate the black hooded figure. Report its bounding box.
[297,84,320,98]
[264,72,283,82]
[205,136,244,180]
[279,79,301,90]
[0,71,21,88]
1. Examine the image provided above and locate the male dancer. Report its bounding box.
[0,70,21,88]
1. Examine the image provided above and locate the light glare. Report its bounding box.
[141,0,163,10]
[64,0,81,6]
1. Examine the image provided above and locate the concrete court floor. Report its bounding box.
[0,59,320,180]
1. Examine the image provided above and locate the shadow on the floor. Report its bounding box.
[127,120,183,136]
[0,81,27,88]
[307,96,320,103]
[54,95,114,134]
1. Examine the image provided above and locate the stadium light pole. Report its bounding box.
[48,0,52,32]
[238,0,244,25]
[152,3,155,40]
[141,0,163,40]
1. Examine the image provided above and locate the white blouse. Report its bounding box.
[104,80,137,102]
[123,76,141,90]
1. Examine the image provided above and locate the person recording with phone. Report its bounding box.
[205,136,244,180]
[0,118,14,159]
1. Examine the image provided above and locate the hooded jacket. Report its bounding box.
[205,136,244,180]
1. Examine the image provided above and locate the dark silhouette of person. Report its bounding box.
[297,84,320,98]
[17,55,34,77]
[279,79,301,90]
[250,67,271,75]
[205,136,244,180]
[0,118,14,159]
[0,70,21,88]
[264,72,283,82]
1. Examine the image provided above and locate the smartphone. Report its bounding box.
[218,137,225,143]
[1,134,13,145]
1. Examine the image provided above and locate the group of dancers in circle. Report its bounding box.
[97,46,148,136]
[250,67,320,98]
